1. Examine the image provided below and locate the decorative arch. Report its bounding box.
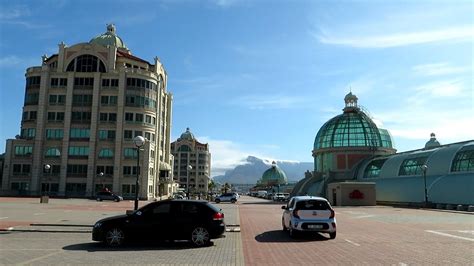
[45,148,61,157]
[177,145,192,152]
[98,148,114,158]
[66,54,106,73]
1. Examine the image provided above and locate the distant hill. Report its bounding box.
[213,156,312,184]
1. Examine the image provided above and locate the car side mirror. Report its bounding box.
[281,206,287,210]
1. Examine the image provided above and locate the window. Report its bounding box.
[71,112,91,123]
[51,78,67,87]
[125,95,157,109]
[67,55,105,73]
[45,148,61,157]
[68,146,89,157]
[25,93,39,105]
[363,159,387,178]
[26,76,41,88]
[100,96,117,106]
[125,113,134,121]
[15,146,33,156]
[145,132,151,141]
[73,77,94,87]
[72,94,93,106]
[70,128,90,140]
[124,130,133,139]
[67,165,88,175]
[451,149,474,172]
[13,164,31,175]
[134,131,143,137]
[135,113,144,122]
[21,128,36,139]
[98,148,114,158]
[123,166,138,175]
[98,130,115,140]
[124,148,137,159]
[399,157,428,176]
[97,165,114,175]
[49,95,65,105]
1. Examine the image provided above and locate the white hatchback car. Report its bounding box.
[281,196,336,239]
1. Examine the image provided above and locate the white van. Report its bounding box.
[257,190,267,198]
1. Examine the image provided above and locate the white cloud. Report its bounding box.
[410,79,465,99]
[412,63,469,76]
[316,26,474,48]
[0,6,30,20]
[0,56,22,67]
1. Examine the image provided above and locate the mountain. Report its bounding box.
[213,156,313,184]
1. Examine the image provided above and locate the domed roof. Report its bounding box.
[180,128,195,141]
[314,93,394,150]
[261,161,288,185]
[90,24,127,49]
[425,133,441,149]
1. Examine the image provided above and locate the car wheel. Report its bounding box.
[289,222,296,238]
[230,199,236,204]
[329,232,336,239]
[190,226,210,247]
[114,198,119,202]
[96,197,102,201]
[282,218,287,231]
[215,199,221,204]
[105,227,125,247]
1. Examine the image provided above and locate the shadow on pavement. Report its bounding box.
[241,201,287,205]
[255,230,330,243]
[63,240,214,252]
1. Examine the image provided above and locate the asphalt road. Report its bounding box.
[0,196,473,265]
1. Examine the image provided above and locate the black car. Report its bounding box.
[95,191,123,202]
[92,199,226,247]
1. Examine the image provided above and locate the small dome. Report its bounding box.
[425,133,441,149]
[180,128,195,141]
[261,161,288,186]
[90,24,127,49]
[314,93,394,150]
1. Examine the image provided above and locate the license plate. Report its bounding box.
[308,224,323,229]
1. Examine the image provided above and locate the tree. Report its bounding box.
[222,183,231,193]
[208,179,216,193]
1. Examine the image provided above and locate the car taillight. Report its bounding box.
[330,209,335,218]
[293,209,299,218]
[213,212,224,221]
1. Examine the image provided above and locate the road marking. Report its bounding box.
[345,239,361,246]
[33,213,45,216]
[425,230,474,242]
[354,215,375,219]
[17,250,64,265]
[0,217,8,220]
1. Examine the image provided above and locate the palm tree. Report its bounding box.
[223,183,231,193]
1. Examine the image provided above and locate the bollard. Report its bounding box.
[40,195,49,203]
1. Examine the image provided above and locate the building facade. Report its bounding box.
[171,128,211,196]
[1,24,175,199]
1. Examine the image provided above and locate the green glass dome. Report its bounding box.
[90,24,127,49]
[314,93,394,150]
[261,162,288,185]
[179,128,195,141]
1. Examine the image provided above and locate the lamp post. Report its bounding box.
[186,165,193,199]
[43,164,51,196]
[421,164,428,207]
[98,172,104,192]
[133,136,145,210]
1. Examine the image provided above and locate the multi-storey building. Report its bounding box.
[171,128,211,196]
[1,24,175,199]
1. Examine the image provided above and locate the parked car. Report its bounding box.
[281,196,336,239]
[92,199,226,247]
[96,191,123,202]
[215,193,238,203]
[272,193,286,201]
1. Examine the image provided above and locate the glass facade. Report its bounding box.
[451,149,474,172]
[399,157,428,176]
[314,111,392,150]
[363,158,387,178]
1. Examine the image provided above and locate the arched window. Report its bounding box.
[66,55,106,72]
[363,158,387,178]
[451,149,474,172]
[45,148,61,157]
[178,145,191,152]
[99,148,114,158]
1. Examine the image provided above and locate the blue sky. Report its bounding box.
[0,0,472,176]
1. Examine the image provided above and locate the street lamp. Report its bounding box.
[43,164,51,196]
[98,172,104,191]
[133,136,146,210]
[421,164,428,207]
[187,165,193,199]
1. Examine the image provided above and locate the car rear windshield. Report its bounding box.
[205,202,222,213]
[295,200,330,210]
